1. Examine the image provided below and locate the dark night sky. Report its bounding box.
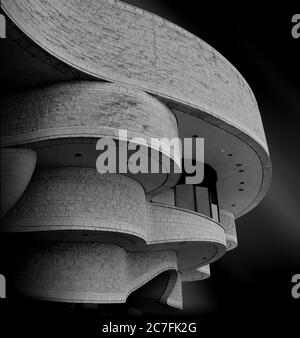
[123,0,300,321]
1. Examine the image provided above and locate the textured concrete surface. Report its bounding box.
[1,168,148,241]
[196,265,211,279]
[0,0,272,217]
[0,0,272,307]
[219,209,238,250]
[1,168,227,283]
[0,147,37,216]
[0,82,178,152]
[1,0,267,150]
[10,242,180,305]
[148,202,226,246]
[160,271,182,309]
[0,81,181,195]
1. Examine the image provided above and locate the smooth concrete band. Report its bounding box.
[9,242,181,306]
[0,147,37,217]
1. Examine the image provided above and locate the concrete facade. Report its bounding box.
[10,242,179,305]
[0,147,37,217]
[1,82,178,149]
[0,0,271,311]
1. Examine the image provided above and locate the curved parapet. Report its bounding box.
[148,203,226,247]
[1,168,148,242]
[1,167,227,282]
[0,148,37,217]
[0,0,267,148]
[0,82,178,151]
[0,0,272,217]
[0,81,180,195]
[0,0,272,310]
[196,265,211,279]
[9,242,178,305]
[219,209,238,251]
[147,202,226,281]
[0,0,271,217]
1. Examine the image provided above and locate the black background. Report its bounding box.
[1,1,300,336]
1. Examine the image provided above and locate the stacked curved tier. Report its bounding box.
[0,0,271,309]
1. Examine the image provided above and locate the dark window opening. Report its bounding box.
[174,164,220,222]
[152,164,220,222]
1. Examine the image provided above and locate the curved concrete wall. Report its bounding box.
[2,168,227,251]
[181,264,210,282]
[0,0,272,308]
[1,168,148,240]
[0,81,178,153]
[148,203,226,281]
[1,166,227,282]
[1,0,267,152]
[197,265,211,279]
[1,0,272,218]
[10,242,179,305]
[148,203,226,247]
[160,271,182,309]
[0,147,37,217]
[219,209,238,250]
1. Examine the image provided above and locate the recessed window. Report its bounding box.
[195,186,211,218]
[153,165,220,222]
[211,203,219,221]
[175,185,194,211]
[239,169,245,173]
[174,164,220,222]
[75,153,83,157]
[151,189,175,206]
